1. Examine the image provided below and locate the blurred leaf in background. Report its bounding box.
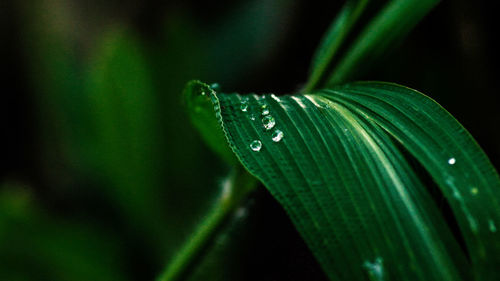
[2,0,500,280]
[0,182,130,281]
[2,0,299,279]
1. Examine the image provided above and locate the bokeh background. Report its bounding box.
[2,0,499,280]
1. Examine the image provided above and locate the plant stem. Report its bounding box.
[156,166,257,281]
[324,0,439,86]
[303,0,369,93]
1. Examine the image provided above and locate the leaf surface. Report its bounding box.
[187,80,500,280]
[323,82,500,279]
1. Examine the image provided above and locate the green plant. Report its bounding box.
[159,1,500,281]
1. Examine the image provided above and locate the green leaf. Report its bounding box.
[188,80,500,280]
[184,81,237,164]
[304,0,369,92]
[322,0,440,87]
[0,184,130,281]
[156,166,257,281]
[184,188,329,281]
[323,82,500,279]
[85,28,168,253]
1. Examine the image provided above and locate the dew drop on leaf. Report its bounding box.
[272,129,284,142]
[261,104,270,116]
[250,140,262,152]
[262,115,276,130]
[240,103,248,112]
[363,257,384,281]
[448,157,456,165]
[210,83,220,91]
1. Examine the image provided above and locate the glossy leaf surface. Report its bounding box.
[187,80,500,280]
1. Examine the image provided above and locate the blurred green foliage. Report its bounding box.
[2,0,300,279]
[2,0,500,280]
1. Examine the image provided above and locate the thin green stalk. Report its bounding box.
[156,166,257,281]
[303,0,370,93]
[324,0,439,86]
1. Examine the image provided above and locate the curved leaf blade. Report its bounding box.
[184,80,237,164]
[304,0,369,92]
[188,80,479,280]
[324,0,439,86]
[322,82,500,279]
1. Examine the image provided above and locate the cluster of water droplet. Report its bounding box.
[238,95,285,152]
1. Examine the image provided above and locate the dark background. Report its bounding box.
[1,0,499,280]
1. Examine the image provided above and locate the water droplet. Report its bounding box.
[272,129,284,142]
[470,187,479,195]
[448,158,456,165]
[261,104,270,115]
[201,91,206,96]
[489,219,497,233]
[210,83,220,91]
[250,140,262,152]
[240,103,248,112]
[363,257,384,281]
[250,114,256,121]
[262,115,276,130]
